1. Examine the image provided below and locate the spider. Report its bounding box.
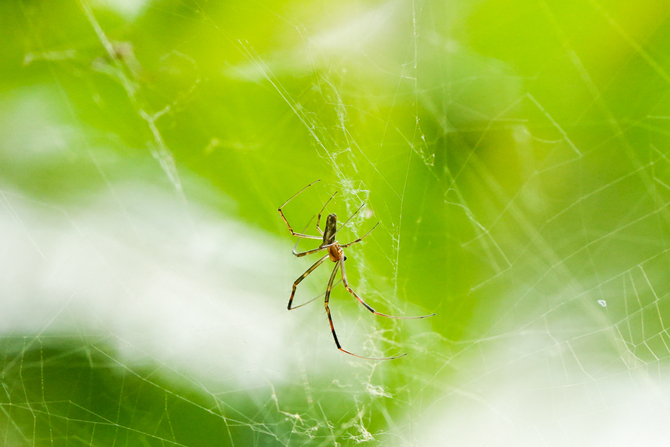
[278,180,435,360]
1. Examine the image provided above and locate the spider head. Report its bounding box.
[323,213,337,245]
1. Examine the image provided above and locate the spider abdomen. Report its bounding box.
[322,213,338,245]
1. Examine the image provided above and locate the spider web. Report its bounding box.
[2,0,670,445]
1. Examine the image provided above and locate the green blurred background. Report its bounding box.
[2,0,670,445]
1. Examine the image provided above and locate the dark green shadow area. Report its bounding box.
[0,337,431,445]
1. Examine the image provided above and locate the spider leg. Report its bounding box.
[331,202,366,239]
[292,245,329,258]
[288,254,329,310]
[290,279,343,310]
[340,222,380,248]
[278,208,322,240]
[340,258,436,319]
[278,179,323,240]
[278,179,320,209]
[292,216,320,255]
[325,262,407,360]
[316,191,338,235]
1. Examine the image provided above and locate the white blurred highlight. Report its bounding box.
[0,183,336,387]
[92,0,150,20]
[413,332,670,447]
[227,0,402,81]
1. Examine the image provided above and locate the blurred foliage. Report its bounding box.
[2,0,670,444]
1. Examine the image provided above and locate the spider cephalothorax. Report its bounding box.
[278,180,435,360]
